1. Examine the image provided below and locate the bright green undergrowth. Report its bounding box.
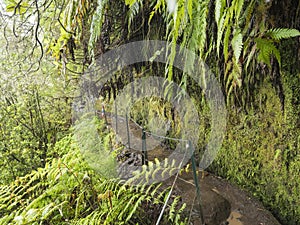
[0,119,187,225]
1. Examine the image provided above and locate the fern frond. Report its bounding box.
[187,0,209,58]
[148,0,165,25]
[187,0,193,21]
[255,38,281,67]
[223,25,231,62]
[216,12,226,57]
[266,28,300,40]
[244,44,257,71]
[127,0,142,32]
[215,0,225,26]
[217,6,232,57]
[88,0,108,58]
[242,0,255,34]
[233,0,244,21]
[232,29,243,61]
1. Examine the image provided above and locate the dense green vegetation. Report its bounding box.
[0,122,187,224]
[0,0,299,224]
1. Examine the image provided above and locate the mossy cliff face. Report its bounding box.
[210,70,300,225]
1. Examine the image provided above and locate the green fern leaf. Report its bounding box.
[242,0,255,34]
[245,44,257,71]
[149,0,165,25]
[88,0,108,57]
[215,0,225,26]
[127,1,141,32]
[125,195,145,222]
[266,28,300,40]
[232,29,243,61]
[216,13,225,57]
[169,196,181,221]
[187,0,193,21]
[223,25,231,62]
[234,0,244,21]
[255,38,281,67]
[217,7,231,57]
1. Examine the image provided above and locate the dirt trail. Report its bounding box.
[109,115,281,225]
[159,166,280,225]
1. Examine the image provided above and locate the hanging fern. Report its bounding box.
[215,0,227,57]
[187,0,210,59]
[233,0,244,23]
[126,0,144,34]
[88,0,109,58]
